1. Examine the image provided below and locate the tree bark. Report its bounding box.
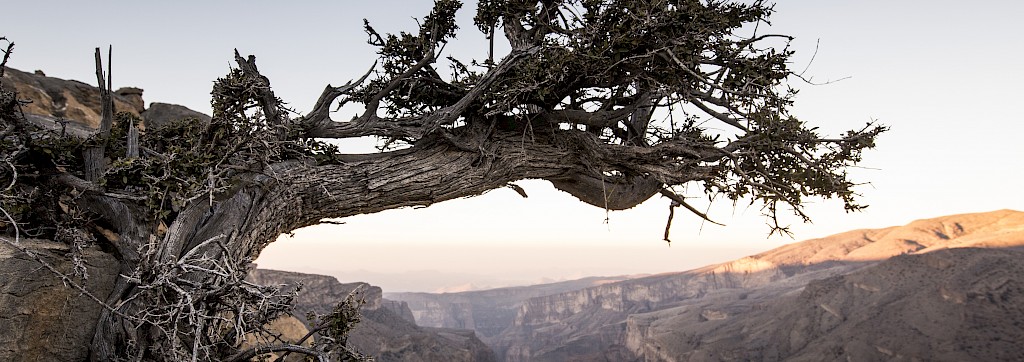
[86,122,700,359]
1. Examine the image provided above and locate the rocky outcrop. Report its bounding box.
[249,269,495,362]
[1,67,209,133]
[1,67,143,129]
[0,67,258,361]
[490,210,1024,361]
[114,87,145,113]
[0,240,119,362]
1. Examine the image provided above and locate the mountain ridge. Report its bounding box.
[387,209,1024,361]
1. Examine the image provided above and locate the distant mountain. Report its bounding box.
[388,210,1024,361]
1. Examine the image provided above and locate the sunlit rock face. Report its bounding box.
[2,67,210,132]
[493,210,1024,361]
[248,269,495,362]
[2,67,142,128]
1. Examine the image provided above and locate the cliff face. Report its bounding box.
[248,269,495,362]
[409,210,1024,361]
[491,256,834,361]
[388,276,635,340]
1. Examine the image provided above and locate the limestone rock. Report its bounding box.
[0,240,119,362]
[114,87,145,113]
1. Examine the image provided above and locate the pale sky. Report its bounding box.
[5,1,1023,292]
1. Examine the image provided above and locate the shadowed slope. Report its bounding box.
[628,247,1024,361]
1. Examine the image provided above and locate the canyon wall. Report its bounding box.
[625,247,1024,361]
[388,276,635,341]
[390,210,1024,361]
[491,209,1024,361]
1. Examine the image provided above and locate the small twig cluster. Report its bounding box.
[112,234,293,360]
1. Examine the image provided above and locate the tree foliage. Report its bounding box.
[0,0,884,360]
[339,0,885,233]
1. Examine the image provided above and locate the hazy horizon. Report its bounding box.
[258,238,768,293]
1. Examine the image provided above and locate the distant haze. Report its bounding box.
[257,225,763,292]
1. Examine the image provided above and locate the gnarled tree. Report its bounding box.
[0,0,884,360]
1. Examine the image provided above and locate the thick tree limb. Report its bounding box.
[551,173,662,210]
[260,129,718,239]
[302,62,376,127]
[537,107,634,129]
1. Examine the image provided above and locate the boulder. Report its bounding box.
[141,102,211,130]
[114,87,145,113]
